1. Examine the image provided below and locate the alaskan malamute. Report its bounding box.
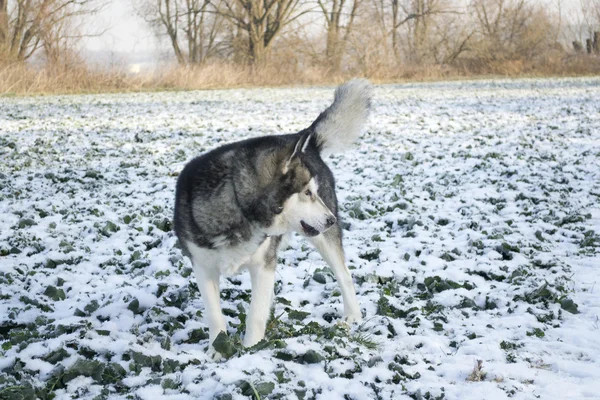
[174,79,372,358]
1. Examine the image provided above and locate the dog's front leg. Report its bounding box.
[192,263,227,358]
[243,262,276,347]
[310,230,362,323]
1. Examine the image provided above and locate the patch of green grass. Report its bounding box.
[288,309,310,321]
[43,285,66,301]
[500,341,522,351]
[359,249,381,261]
[526,328,545,338]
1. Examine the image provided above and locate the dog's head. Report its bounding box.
[274,134,336,237]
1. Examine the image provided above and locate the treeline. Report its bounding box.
[1,0,600,94]
[0,0,104,64]
[134,0,600,74]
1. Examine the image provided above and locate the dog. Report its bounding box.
[173,79,372,357]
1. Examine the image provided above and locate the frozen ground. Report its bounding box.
[1,78,599,400]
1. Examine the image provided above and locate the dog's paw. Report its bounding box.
[242,335,258,348]
[207,347,224,362]
[343,311,363,325]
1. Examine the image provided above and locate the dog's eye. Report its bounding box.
[304,189,312,197]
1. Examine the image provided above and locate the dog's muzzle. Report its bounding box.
[300,221,320,237]
[325,216,336,228]
[300,216,336,237]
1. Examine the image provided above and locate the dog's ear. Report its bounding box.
[283,133,311,173]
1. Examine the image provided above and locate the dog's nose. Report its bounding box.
[325,216,336,228]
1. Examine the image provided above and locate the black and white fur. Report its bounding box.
[174,79,372,357]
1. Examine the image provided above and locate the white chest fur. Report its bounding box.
[186,235,272,277]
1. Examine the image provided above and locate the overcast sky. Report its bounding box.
[83,1,160,68]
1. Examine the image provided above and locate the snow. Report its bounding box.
[1,77,599,399]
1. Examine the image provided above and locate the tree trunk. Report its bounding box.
[586,38,592,54]
[249,29,267,65]
[170,33,186,64]
[233,24,245,64]
[324,0,340,70]
[326,25,342,71]
[572,41,583,53]
[391,0,400,61]
[320,0,358,73]
[217,0,304,66]
[247,0,267,66]
[593,31,599,54]
[413,0,429,64]
[0,0,8,59]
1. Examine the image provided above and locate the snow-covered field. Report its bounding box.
[1,78,599,400]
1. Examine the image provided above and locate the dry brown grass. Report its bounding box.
[0,62,341,95]
[466,360,486,382]
[0,63,148,95]
[1,55,599,97]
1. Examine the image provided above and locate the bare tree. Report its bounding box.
[583,0,600,27]
[317,0,361,71]
[412,0,431,62]
[0,0,103,63]
[430,11,474,64]
[137,0,225,65]
[371,0,458,63]
[562,0,586,49]
[215,0,309,64]
[0,1,8,59]
[568,0,600,50]
[469,0,554,61]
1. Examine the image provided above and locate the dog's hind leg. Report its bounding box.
[310,228,362,323]
[187,243,227,357]
[243,236,280,347]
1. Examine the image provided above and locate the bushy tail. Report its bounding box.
[309,79,372,156]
